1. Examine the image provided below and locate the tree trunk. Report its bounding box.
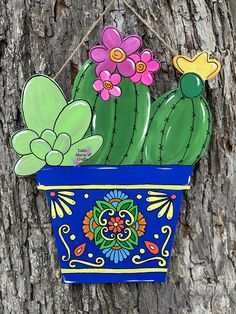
[0,0,235,313]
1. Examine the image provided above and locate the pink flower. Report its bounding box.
[130,49,161,86]
[93,70,122,101]
[89,26,142,77]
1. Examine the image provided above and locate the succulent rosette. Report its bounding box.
[11,75,103,176]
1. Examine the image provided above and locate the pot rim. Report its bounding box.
[36,165,193,190]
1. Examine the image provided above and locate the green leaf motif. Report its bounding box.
[128,228,138,246]
[129,205,138,222]
[117,239,134,250]
[100,239,116,250]
[117,199,134,211]
[96,200,115,212]
[54,100,91,144]
[94,226,104,245]
[93,206,103,225]
[22,75,67,134]
[12,129,38,155]
[14,154,45,176]
[30,139,51,160]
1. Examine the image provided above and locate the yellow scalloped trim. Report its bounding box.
[173,51,221,80]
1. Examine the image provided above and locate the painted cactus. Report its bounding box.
[142,52,221,165]
[72,26,160,165]
[11,75,103,176]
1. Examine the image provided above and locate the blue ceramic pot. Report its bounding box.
[36,165,192,284]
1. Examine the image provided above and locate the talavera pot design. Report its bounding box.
[36,165,192,283]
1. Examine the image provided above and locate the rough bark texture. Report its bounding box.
[0,0,235,313]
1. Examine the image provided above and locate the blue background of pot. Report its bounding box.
[37,165,192,284]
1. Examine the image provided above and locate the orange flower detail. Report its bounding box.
[136,212,147,236]
[82,210,97,240]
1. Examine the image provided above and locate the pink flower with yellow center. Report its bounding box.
[93,70,122,101]
[130,49,161,86]
[108,216,125,233]
[89,26,142,77]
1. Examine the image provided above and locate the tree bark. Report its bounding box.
[0,0,235,313]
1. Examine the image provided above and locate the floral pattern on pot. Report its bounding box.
[82,190,146,263]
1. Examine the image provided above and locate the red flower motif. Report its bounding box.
[108,216,125,233]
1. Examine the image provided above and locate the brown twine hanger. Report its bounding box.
[54,0,178,80]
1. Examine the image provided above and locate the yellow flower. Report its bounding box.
[146,191,176,220]
[49,191,75,219]
[173,51,221,80]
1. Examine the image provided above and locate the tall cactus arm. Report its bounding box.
[72,61,151,165]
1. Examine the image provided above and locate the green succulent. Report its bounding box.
[12,75,103,176]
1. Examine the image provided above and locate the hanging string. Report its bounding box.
[54,0,117,79]
[54,0,177,79]
[123,0,178,56]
